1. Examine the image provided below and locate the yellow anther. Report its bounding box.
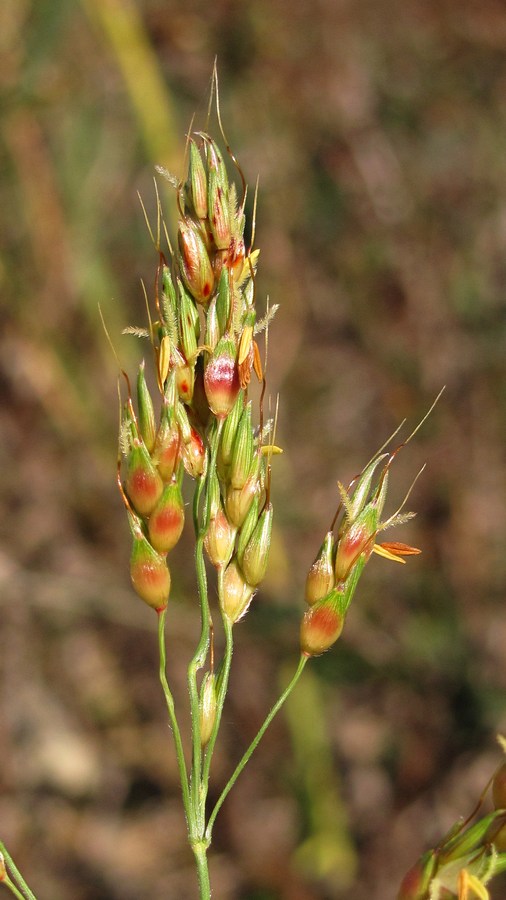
[238,325,253,365]
[260,445,283,456]
[372,544,407,564]
[458,869,490,900]
[158,335,171,385]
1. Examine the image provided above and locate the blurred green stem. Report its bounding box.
[1,880,25,900]
[80,0,180,179]
[0,842,38,900]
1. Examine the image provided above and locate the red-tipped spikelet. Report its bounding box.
[148,480,185,554]
[334,507,377,581]
[204,337,241,419]
[397,852,435,900]
[305,531,335,605]
[153,419,181,482]
[126,440,164,516]
[204,505,237,569]
[300,589,345,657]
[220,559,255,624]
[178,217,215,305]
[173,347,195,405]
[130,523,171,611]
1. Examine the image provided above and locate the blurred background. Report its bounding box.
[2,0,506,897]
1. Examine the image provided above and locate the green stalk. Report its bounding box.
[187,420,223,837]
[191,840,211,900]
[201,589,233,791]
[2,878,26,900]
[205,653,308,842]
[188,530,210,834]
[157,610,191,821]
[0,842,38,900]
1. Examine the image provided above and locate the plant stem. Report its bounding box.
[188,529,209,832]
[191,840,211,900]
[187,420,223,836]
[205,653,309,842]
[2,878,26,900]
[0,842,38,900]
[201,597,233,792]
[157,610,191,820]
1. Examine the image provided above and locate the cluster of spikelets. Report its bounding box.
[397,751,506,899]
[301,449,422,658]
[118,130,276,628]
[118,122,431,674]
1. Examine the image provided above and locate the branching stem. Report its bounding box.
[205,653,308,842]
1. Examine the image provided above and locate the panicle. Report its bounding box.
[119,123,276,624]
[397,804,506,900]
[301,446,421,655]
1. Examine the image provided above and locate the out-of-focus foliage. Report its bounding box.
[2,0,506,897]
